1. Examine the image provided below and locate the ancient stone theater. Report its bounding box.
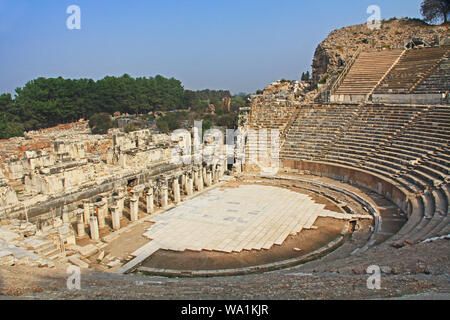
[0,19,448,299]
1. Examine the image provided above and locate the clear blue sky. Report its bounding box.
[0,0,423,95]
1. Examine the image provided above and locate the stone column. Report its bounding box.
[59,235,66,255]
[198,170,204,191]
[130,195,139,221]
[101,197,108,226]
[193,169,199,190]
[206,171,212,187]
[202,167,207,184]
[233,161,242,173]
[77,215,85,237]
[146,189,154,214]
[223,157,228,174]
[83,200,91,225]
[186,177,194,196]
[111,206,121,230]
[172,178,180,204]
[212,166,218,184]
[97,201,106,229]
[160,184,168,208]
[62,211,70,224]
[118,189,125,218]
[181,174,186,194]
[89,216,100,241]
[113,195,120,216]
[219,163,224,177]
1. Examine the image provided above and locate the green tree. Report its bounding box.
[0,93,13,113]
[421,0,450,24]
[0,74,241,138]
[202,120,213,132]
[0,121,24,139]
[301,71,310,81]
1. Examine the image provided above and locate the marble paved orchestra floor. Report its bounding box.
[119,185,368,273]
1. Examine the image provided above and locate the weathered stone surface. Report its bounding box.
[77,244,98,257]
[69,255,89,268]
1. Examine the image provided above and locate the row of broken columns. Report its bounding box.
[74,160,227,241]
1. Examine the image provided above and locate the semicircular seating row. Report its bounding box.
[249,103,450,243]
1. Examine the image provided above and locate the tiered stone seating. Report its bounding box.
[414,57,450,94]
[375,46,450,94]
[279,105,448,192]
[324,105,426,169]
[392,106,450,193]
[251,48,450,242]
[410,188,447,241]
[334,49,404,95]
[280,104,359,160]
[277,104,449,242]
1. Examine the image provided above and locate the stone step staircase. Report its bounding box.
[23,237,65,262]
[334,49,404,95]
[408,48,450,93]
[413,56,450,94]
[375,45,450,94]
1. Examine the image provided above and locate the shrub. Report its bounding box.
[124,123,138,133]
[318,75,329,84]
[88,113,114,134]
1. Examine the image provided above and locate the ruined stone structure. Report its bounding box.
[0,121,227,268]
[222,96,232,113]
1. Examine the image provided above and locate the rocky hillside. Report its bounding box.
[312,18,450,86]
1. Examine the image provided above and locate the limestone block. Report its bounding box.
[78,243,98,257]
[69,256,89,269]
[0,186,18,207]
